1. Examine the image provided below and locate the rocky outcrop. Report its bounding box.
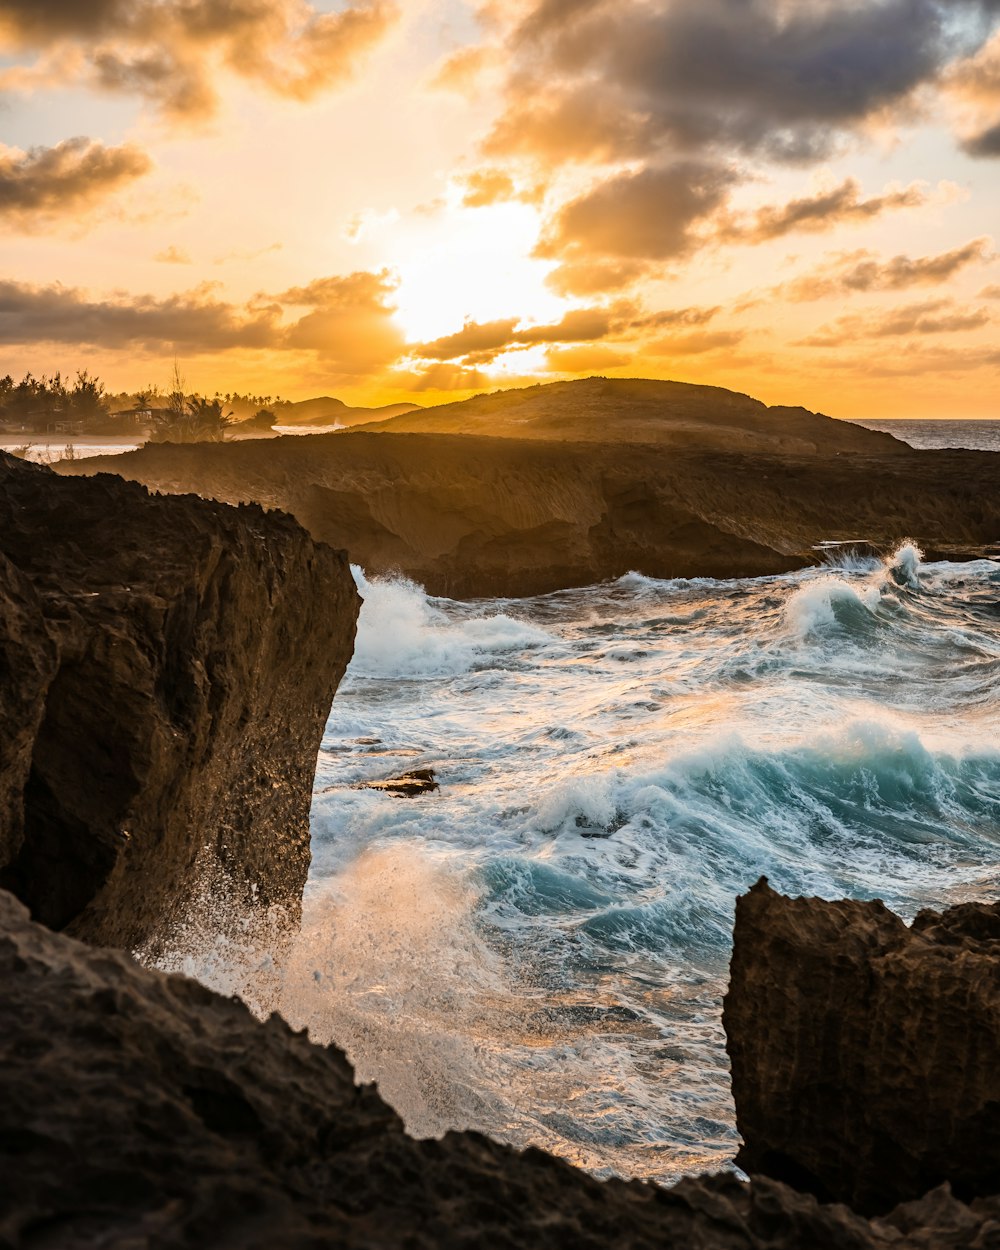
[58,404,1000,597]
[5,884,1000,1250]
[355,377,906,457]
[725,878,1000,1215]
[0,451,360,950]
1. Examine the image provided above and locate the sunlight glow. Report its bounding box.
[388,199,566,343]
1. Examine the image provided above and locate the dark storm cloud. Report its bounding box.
[0,137,151,227]
[962,118,1000,154]
[0,0,398,120]
[488,0,1000,165]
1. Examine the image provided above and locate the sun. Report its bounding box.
[386,196,568,346]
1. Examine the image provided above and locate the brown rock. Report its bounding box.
[355,767,439,797]
[6,885,1000,1249]
[725,877,1000,1215]
[57,383,1000,598]
[0,451,360,950]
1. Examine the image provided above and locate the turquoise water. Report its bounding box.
[270,545,1000,1185]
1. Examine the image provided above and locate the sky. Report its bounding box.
[0,0,999,418]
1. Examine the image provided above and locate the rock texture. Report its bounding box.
[0,450,360,950]
[57,381,1000,597]
[5,885,1000,1250]
[725,878,1000,1216]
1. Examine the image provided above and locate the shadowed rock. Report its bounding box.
[6,886,1000,1249]
[0,451,360,950]
[355,767,439,797]
[725,877,1000,1215]
[57,380,1000,597]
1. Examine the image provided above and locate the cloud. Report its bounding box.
[647,329,745,357]
[545,344,630,372]
[154,245,191,264]
[719,178,928,244]
[277,269,406,374]
[0,267,408,377]
[0,279,279,351]
[0,0,399,121]
[538,160,737,270]
[779,238,995,300]
[458,167,544,208]
[962,118,1000,155]
[544,257,649,297]
[800,299,993,346]
[413,306,615,363]
[485,0,1000,167]
[0,137,151,228]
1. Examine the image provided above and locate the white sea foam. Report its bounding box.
[350,567,552,677]
[165,552,1000,1187]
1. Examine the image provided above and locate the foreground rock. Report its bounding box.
[0,451,360,949]
[725,878,1000,1215]
[59,387,1000,597]
[6,887,1000,1250]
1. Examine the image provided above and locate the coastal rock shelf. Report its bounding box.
[0,451,360,949]
[726,878,1000,1215]
[6,884,1000,1250]
[58,378,1000,597]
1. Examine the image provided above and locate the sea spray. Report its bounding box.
[162,547,1000,1186]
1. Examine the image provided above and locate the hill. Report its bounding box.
[275,397,422,427]
[355,377,904,456]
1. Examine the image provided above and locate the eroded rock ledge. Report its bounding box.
[725,878,1000,1216]
[6,885,1000,1250]
[0,451,360,950]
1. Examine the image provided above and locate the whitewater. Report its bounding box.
[173,541,1000,1187]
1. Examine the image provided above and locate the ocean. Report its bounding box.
[167,420,1000,1188]
[852,419,1000,452]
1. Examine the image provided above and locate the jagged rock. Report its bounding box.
[725,877,1000,1215]
[6,886,1000,1249]
[0,451,360,949]
[355,767,439,797]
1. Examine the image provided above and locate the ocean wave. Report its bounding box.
[350,567,552,677]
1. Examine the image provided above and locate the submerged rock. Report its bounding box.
[725,877,1000,1215]
[355,767,439,797]
[0,451,360,950]
[6,885,1000,1249]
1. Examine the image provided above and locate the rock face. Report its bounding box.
[59,431,1000,599]
[5,885,1000,1250]
[725,878,1000,1215]
[57,381,1000,597]
[0,451,360,950]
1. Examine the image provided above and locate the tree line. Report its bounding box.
[0,369,289,440]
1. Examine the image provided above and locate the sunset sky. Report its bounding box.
[1,0,999,418]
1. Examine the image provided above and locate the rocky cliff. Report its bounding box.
[725,878,1000,1215]
[0,450,360,950]
[5,884,1000,1250]
[57,431,1000,598]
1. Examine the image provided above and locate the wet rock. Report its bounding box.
[0,451,360,949]
[6,886,1000,1249]
[725,877,1000,1215]
[355,767,439,797]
